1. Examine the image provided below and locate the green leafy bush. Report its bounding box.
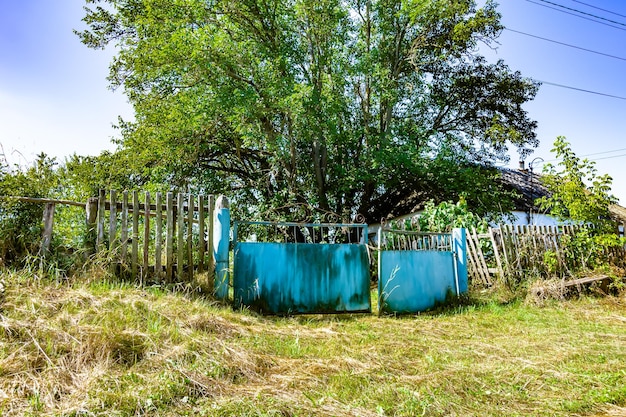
[417,198,489,233]
[0,154,61,266]
[537,137,625,276]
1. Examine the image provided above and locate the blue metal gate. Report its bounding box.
[377,228,468,314]
[233,222,371,315]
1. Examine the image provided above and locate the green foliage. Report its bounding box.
[560,228,625,273]
[0,154,61,265]
[536,137,624,275]
[77,0,539,221]
[417,198,489,233]
[389,198,490,233]
[538,137,617,233]
[0,147,163,269]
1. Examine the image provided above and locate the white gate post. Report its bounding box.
[213,196,230,300]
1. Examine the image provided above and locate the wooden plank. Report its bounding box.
[530,224,538,252]
[207,194,215,289]
[538,225,548,251]
[132,190,139,279]
[465,229,489,285]
[513,225,523,277]
[488,227,505,280]
[155,192,162,283]
[565,275,609,286]
[497,225,511,279]
[40,203,56,256]
[564,275,612,294]
[97,189,106,251]
[109,190,118,274]
[0,195,86,207]
[177,193,185,281]
[198,195,205,274]
[121,191,129,265]
[471,228,492,285]
[187,194,194,282]
[85,197,98,255]
[143,191,151,281]
[166,192,174,283]
[109,190,117,256]
[468,230,487,284]
[465,236,480,282]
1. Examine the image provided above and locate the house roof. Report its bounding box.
[371,164,626,224]
[609,204,626,224]
[498,168,549,212]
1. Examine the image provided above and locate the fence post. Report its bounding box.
[213,195,230,300]
[121,191,129,269]
[132,191,139,279]
[97,189,106,252]
[40,203,56,256]
[155,192,163,283]
[166,192,174,282]
[198,195,206,274]
[143,192,151,281]
[452,228,469,294]
[207,195,216,290]
[109,190,118,275]
[187,194,194,283]
[85,197,98,255]
[177,193,185,281]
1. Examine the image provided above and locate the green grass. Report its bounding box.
[0,270,625,416]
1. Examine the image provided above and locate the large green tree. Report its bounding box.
[78,0,538,221]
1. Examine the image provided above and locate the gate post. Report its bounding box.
[213,196,230,300]
[85,197,99,256]
[40,202,56,257]
[452,228,469,294]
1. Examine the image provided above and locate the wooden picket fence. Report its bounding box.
[88,190,221,285]
[466,224,626,285]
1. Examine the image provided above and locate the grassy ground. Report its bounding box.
[0,270,625,416]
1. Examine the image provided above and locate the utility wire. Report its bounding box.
[531,0,626,27]
[505,28,626,62]
[580,148,626,158]
[536,80,626,101]
[542,148,626,163]
[525,0,626,32]
[587,153,626,162]
[571,0,626,20]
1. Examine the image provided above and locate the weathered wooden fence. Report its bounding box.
[2,191,231,296]
[466,224,626,284]
[88,190,225,285]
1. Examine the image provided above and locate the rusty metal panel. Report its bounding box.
[234,242,371,315]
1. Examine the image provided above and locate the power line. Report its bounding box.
[589,153,626,162]
[570,0,626,20]
[505,28,626,62]
[525,0,626,32]
[531,0,626,27]
[581,148,626,158]
[536,80,626,101]
[542,148,626,163]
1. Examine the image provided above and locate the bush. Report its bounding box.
[0,154,61,266]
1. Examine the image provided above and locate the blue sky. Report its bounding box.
[0,0,132,165]
[1,0,625,203]
[480,0,626,203]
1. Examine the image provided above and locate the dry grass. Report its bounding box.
[0,270,625,416]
